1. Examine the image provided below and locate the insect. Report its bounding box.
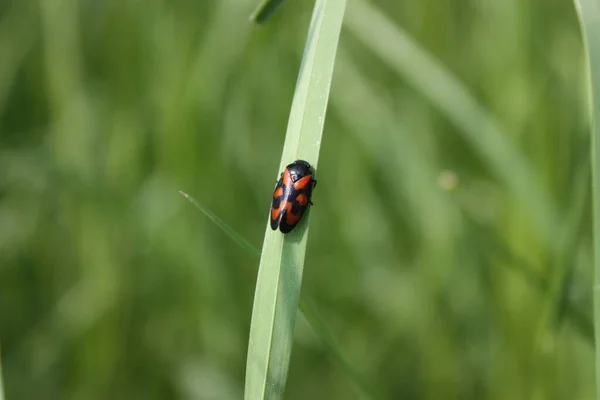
[270,159,317,234]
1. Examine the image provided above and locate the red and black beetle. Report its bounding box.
[270,159,317,234]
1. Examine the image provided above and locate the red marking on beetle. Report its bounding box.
[271,204,283,221]
[282,169,292,186]
[285,203,301,225]
[273,187,283,198]
[293,175,312,190]
[296,193,308,206]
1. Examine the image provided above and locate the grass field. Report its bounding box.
[0,0,597,399]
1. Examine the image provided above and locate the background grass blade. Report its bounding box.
[180,191,377,399]
[179,191,260,257]
[0,345,4,400]
[573,0,600,396]
[344,0,563,250]
[250,0,288,24]
[244,0,346,398]
[331,49,594,344]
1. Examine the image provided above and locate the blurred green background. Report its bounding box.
[0,0,595,399]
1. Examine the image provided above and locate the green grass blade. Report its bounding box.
[573,0,600,396]
[0,345,4,400]
[298,299,377,400]
[344,0,563,250]
[245,0,346,398]
[180,191,377,399]
[331,47,594,344]
[0,3,36,117]
[250,0,288,24]
[466,214,594,342]
[179,191,260,258]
